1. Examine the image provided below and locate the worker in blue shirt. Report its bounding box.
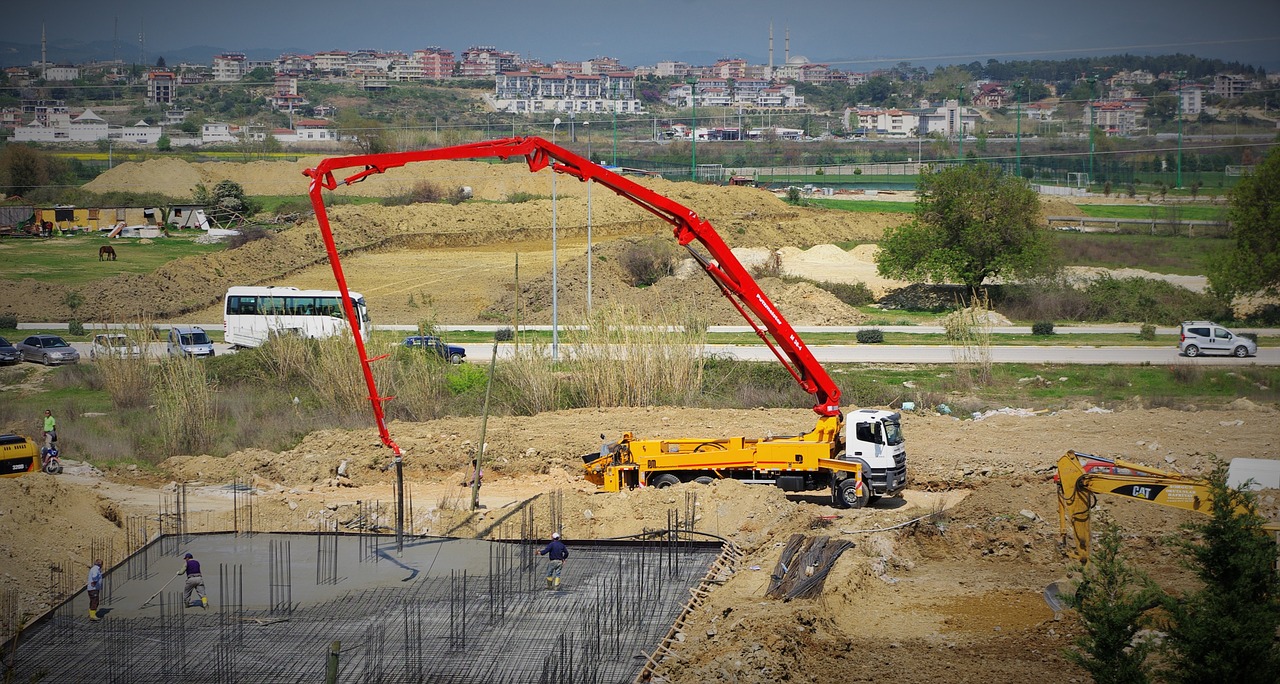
[178,552,208,608]
[86,559,103,622]
[537,532,569,590]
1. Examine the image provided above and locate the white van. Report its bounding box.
[1178,321,1257,358]
[168,326,215,358]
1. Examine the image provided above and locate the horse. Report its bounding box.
[98,245,117,261]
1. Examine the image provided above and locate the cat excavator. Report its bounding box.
[1056,449,1280,564]
[303,136,907,509]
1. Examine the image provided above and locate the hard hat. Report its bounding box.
[551,533,560,539]
[183,552,193,559]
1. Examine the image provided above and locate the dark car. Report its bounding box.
[402,335,466,364]
[16,334,80,365]
[0,337,20,365]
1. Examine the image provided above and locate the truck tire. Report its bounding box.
[835,477,869,509]
[693,476,715,485]
[449,352,464,364]
[651,473,681,488]
[1183,344,1200,357]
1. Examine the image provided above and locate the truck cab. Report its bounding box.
[843,409,907,499]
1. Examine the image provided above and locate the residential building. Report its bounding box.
[973,83,1008,108]
[712,59,748,80]
[13,108,161,144]
[846,107,918,137]
[1213,74,1256,98]
[1175,84,1205,116]
[313,50,351,75]
[273,119,337,144]
[268,74,307,112]
[1084,101,1140,136]
[44,64,80,81]
[212,53,246,81]
[201,122,240,144]
[1023,102,1058,121]
[146,71,176,105]
[460,46,518,78]
[917,99,979,137]
[355,69,389,91]
[655,61,690,78]
[414,47,454,79]
[493,71,642,114]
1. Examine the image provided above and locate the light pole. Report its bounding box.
[611,82,618,166]
[551,117,561,361]
[584,120,593,314]
[1014,80,1024,179]
[1086,76,1098,189]
[956,85,964,162]
[1175,70,1187,189]
[688,77,697,180]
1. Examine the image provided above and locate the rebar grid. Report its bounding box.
[4,531,722,683]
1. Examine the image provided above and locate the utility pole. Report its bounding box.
[1175,70,1187,189]
[1014,81,1024,179]
[956,85,964,162]
[1086,75,1098,190]
[688,77,698,181]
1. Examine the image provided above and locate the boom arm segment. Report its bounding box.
[303,137,842,455]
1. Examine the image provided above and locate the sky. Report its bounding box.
[5,0,1279,71]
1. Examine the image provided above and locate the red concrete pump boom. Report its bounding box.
[304,136,842,456]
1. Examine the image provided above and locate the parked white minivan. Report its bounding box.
[1178,321,1257,358]
[168,325,215,358]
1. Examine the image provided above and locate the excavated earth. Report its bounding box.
[2,158,1276,683]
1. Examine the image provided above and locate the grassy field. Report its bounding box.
[804,198,916,213]
[1074,204,1229,221]
[0,231,224,287]
[1054,232,1223,275]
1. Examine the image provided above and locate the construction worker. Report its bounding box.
[537,532,568,590]
[86,559,103,622]
[42,409,56,450]
[178,552,207,608]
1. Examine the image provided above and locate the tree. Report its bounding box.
[1062,520,1159,684]
[195,180,256,226]
[0,144,49,196]
[1206,148,1280,299]
[1159,460,1280,683]
[156,135,171,152]
[876,164,1058,290]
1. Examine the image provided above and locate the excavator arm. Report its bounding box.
[303,137,843,456]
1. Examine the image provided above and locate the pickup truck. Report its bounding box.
[402,335,466,364]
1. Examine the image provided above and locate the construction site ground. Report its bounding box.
[2,157,1277,682]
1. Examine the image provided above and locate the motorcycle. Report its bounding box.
[41,444,63,475]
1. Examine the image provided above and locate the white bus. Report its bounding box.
[223,286,371,349]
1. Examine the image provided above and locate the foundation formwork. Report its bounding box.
[4,531,724,683]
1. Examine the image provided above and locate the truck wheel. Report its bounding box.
[651,473,680,488]
[449,352,463,364]
[693,476,715,485]
[1233,345,1250,358]
[1183,344,1200,357]
[835,477,869,509]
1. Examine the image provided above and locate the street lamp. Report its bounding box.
[551,117,561,361]
[611,82,619,166]
[1014,81,1024,179]
[1175,70,1187,189]
[956,85,964,162]
[584,120,593,314]
[1086,76,1098,189]
[688,77,697,180]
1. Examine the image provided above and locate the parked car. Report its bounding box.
[1178,321,1257,358]
[0,337,20,365]
[90,333,143,360]
[168,326,215,358]
[16,334,80,365]
[402,335,466,364]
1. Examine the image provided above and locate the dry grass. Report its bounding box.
[943,292,994,388]
[152,356,216,455]
[566,305,707,408]
[94,322,152,408]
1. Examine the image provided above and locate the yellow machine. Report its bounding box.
[1056,450,1280,563]
[0,434,41,478]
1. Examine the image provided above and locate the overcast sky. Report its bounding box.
[6,0,1279,71]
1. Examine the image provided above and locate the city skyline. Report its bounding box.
[3,0,1279,72]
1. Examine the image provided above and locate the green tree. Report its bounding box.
[156,135,171,152]
[0,144,51,196]
[337,110,388,154]
[876,164,1058,290]
[1062,520,1159,684]
[1159,460,1280,683]
[1206,148,1280,299]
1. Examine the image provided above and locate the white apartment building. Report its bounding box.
[1176,84,1205,116]
[212,53,246,81]
[846,107,919,137]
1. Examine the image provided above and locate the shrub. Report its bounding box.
[0,313,16,329]
[68,320,86,337]
[814,280,874,307]
[227,226,271,249]
[1031,321,1055,336]
[856,328,884,344]
[505,191,544,204]
[1138,323,1156,340]
[383,180,449,206]
[619,238,679,287]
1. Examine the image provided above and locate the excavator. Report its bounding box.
[1056,449,1280,563]
[303,136,907,509]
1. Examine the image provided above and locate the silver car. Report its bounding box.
[17,334,81,365]
[1178,321,1257,358]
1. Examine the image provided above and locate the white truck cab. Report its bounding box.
[843,408,908,498]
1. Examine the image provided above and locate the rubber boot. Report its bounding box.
[88,609,100,622]
[554,577,561,590]
[201,596,208,608]
[546,577,553,590]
